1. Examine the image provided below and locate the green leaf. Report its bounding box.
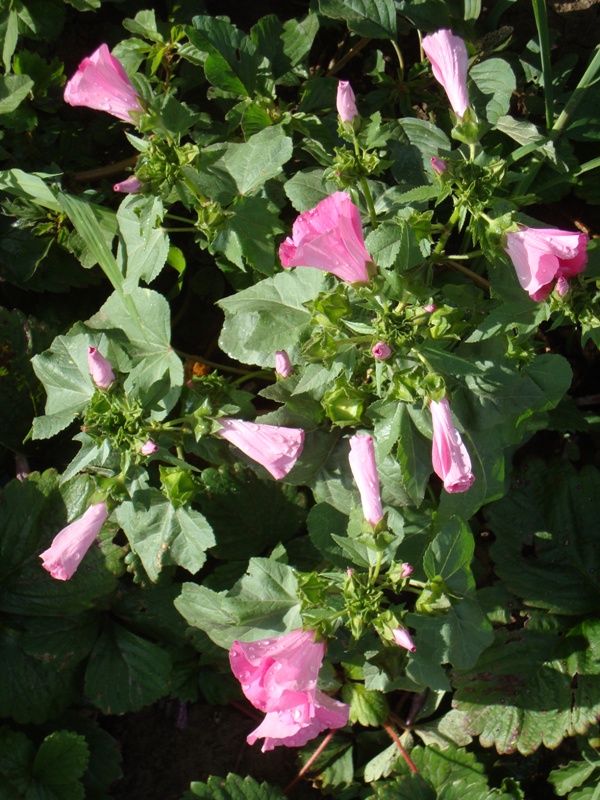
[33,731,89,787]
[423,517,475,595]
[365,220,424,271]
[116,489,215,581]
[284,168,335,212]
[318,0,397,39]
[212,196,284,275]
[218,268,330,366]
[197,466,305,561]
[395,404,431,506]
[488,460,600,615]
[185,773,285,799]
[307,502,353,568]
[0,728,34,795]
[117,195,169,292]
[342,682,388,726]
[222,126,293,196]
[0,169,62,211]
[85,621,171,714]
[0,74,33,113]
[470,58,517,126]
[175,558,302,649]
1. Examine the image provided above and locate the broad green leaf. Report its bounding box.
[395,404,431,506]
[318,0,397,39]
[307,502,353,568]
[0,74,33,113]
[185,773,285,799]
[0,168,61,211]
[399,119,451,164]
[32,731,89,787]
[284,168,335,212]
[212,195,284,275]
[85,621,171,714]
[218,268,330,366]
[175,558,302,649]
[117,195,169,292]
[222,126,293,196]
[0,729,34,795]
[423,517,475,595]
[342,682,388,726]
[116,489,215,581]
[470,58,517,126]
[365,220,424,272]
[488,460,600,615]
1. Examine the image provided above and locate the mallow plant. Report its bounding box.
[1,0,600,796]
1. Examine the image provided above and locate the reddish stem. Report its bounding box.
[283,729,336,795]
[383,721,419,774]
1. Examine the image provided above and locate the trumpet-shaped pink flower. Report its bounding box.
[503,226,589,302]
[422,29,470,118]
[275,350,293,379]
[371,341,392,361]
[279,192,372,284]
[64,44,141,122]
[393,626,416,652]
[336,80,359,123]
[140,440,158,455]
[40,501,108,581]
[348,434,383,527]
[430,397,474,493]
[114,176,143,193]
[88,346,115,390]
[230,629,349,752]
[216,418,304,480]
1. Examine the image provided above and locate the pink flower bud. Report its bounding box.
[216,418,304,480]
[422,29,470,118]
[393,626,416,652]
[430,157,447,175]
[423,304,436,313]
[348,434,383,527]
[40,501,108,580]
[400,562,413,578]
[229,629,349,752]
[279,192,373,284]
[64,44,142,122]
[502,226,589,302]
[114,176,143,193]
[430,397,474,493]
[88,346,115,390]
[275,350,293,378]
[336,80,359,123]
[371,341,392,361]
[140,440,158,455]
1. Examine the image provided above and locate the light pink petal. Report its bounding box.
[348,434,383,527]
[216,418,304,480]
[88,346,115,389]
[40,501,108,580]
[275,350,293,378]
[430,397,474,493]
[114,176,143,193]
[336,80,359,123]
[393,627,417,652]
[64,44,141,122]
[422,29,470,118]
[371,342,392,360]
[140,440,158,455]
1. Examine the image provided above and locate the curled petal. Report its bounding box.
[40,501,108,581]
[422,29,470,118]
[430,397,474,493]
[348,434,383,527]
[216,418,304,480]
[371,341,392,360]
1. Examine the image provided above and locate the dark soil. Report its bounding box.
[104,700,324,799]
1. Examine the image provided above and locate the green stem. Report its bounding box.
[165,213,195,224]
[370,550,383,585]
[390,39,405,78]
[531,0,554,130]
[552,47,600,140]
[445,260,490,291]
[433,206,461,255]
[162,227,197,233]
[230,370,271,386]
[360,176,378,228]
[174,349,254,376]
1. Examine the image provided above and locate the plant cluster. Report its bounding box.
[1,0,600,797]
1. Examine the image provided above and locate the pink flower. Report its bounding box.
[431,157,447,175]
[348,434,383,527]
[423,304,436,313]
[88,346,115,390]
[371,341,392,361]
[140,440,158,455]
[336,80,359,123]
[230,629,349,752]
[216,418,304,480]
[422,29,470,118]
[114,176,143,193]
[400,563,413,578]
[393,627,416,652]
[64,44,141,122]
[503,226,589,301]
[279,192,372,284]
[430,397,474,493]
[275,350,293,379]
[40,501,108,580]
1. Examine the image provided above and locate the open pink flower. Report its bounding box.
[336,80,359,123]
[422,29,470,118]
[371,342,392,361]
[114,176,143,193]
[279,192,372,284]
[216,418,304,480]
[430,397,474,493]
[64,44,141,122]
[88,346,115,390]
[275,350,293,379]
[40,501,108,580]
[348,434,383,527]
[393,627,416,652]
[230,630,349,752]
[503,226,589,301]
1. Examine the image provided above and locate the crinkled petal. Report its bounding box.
[40,502,108,580]
[216,418,304,480]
